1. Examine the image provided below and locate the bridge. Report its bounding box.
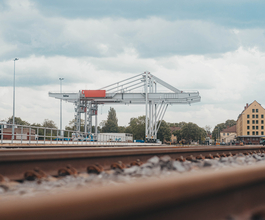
[49,71,201,142]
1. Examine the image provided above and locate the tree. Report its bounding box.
[102,107,119,133]
[204,125,212,136]
[180,122,206,143]
[42,119,57,128]
[65,119,85,131]
[125,115,145,140]
[157,120,171,142]
[7,116,30,126]
[118,126,126,133]
[225,119,236,128]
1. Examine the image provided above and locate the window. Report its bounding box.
[262,131,264,135]
[252,131,255,135]
[262,120,264,124]
[252,109,255,113]
[252,126,255,129]
[256,131,259,135]
[247,126,250,129]
[252,115,255,118]
[223,133,225,136]
[247,120,250,124]
[252,120,255,124]
[247,114,250,118]
[256,120,259,124]
[256,109,259,113]
[262,115,264,118]
[256,126,259,129]
[247,131,250,135]
[262,126,264,129]
[256,115,259,118]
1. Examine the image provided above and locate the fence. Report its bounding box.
[0,123,151,146]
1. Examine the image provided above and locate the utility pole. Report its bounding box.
[12,58,19,141]
[59,78,64,137]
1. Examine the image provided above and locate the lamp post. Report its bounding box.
[59,78,64,137]
[12,58,19,141]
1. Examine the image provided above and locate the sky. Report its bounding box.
[1,0,265,131]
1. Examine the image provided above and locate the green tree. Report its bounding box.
[42,119,57,128]
[225,119,236,128]
[118,126,126,133]
[169,121,187,129]
[125,115,145,140]
[102,107,118,133]
[204,125,212,136]
[65,119,85,131]
[31,123,42,127]
[7,116,30,126]
[180,122,206,143]
[157,120,171,142]
[42,119,57,137]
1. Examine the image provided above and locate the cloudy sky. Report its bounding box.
[1,0,265,131]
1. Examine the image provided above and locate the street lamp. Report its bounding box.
[59,78,64,137]
[12,58,19,141]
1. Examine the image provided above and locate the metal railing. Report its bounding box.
[0,123,153,146]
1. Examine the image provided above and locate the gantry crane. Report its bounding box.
[49,71,201,142]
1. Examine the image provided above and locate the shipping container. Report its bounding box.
[82,90,106,98]
[96,133,133,142]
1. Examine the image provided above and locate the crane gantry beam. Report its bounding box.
[49,71,201,142]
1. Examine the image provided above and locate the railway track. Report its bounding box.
[1,145,265,220]
[0,145,265,180]
[1,160,265,219]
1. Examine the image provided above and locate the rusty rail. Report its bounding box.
[1,145,265,180]
[1,163,265,220]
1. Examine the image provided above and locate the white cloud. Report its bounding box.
[1,47,265,130]
[2,1,265,132]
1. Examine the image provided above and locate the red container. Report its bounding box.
[82,90,106,98]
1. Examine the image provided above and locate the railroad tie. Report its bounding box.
[176,156,186,162]
[130,159,143,166]
[24,167,47,181]
[87,164,104,174]
[196,154,205,160]
[58,165,78,176]
[111,161,126,170]
[205,154,214,159]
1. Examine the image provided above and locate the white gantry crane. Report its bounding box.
[49,71,201,142]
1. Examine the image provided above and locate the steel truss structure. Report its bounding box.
[49,71,201,142]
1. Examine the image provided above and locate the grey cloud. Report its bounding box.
[1,1,265,61]
[31,0,265,29]
[0,14,240,60]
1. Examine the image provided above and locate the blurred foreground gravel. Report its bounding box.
[1,152,265,200]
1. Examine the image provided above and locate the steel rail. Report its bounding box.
[0,145,265,180]
[1,163,265,220]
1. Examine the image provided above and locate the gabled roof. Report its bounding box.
[221,125,236,133]
[237,100,265,120]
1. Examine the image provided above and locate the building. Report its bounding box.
[220,125,237,143]
[169,127,181,143]
[237,101,265,144]
[1,128,35,140]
